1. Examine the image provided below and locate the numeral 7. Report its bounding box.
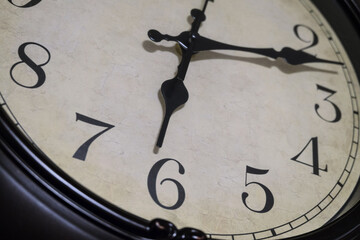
[73,113,114,161]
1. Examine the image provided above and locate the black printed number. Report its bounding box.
[242,166,274,213]
[294,24,319,50]
[291,137,328,176]
[147,158,186,210]
[315,84,342,123]
[10,42,51,89]
[8,0,41,8]
[73,113,114,161]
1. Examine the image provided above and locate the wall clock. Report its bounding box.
[0,0,360,239]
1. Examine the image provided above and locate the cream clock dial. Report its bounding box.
[0,0,359,239]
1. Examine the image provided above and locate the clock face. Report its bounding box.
[0,0,359,239]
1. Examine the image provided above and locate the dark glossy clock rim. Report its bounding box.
[0,108,208,239]
[313,0,360,221]
[1,0,360,239]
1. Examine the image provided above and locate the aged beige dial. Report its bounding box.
[0,0,359,239]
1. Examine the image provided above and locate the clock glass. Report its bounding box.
[0,0,359,239]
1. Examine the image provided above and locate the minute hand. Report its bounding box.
[193,34,343,65]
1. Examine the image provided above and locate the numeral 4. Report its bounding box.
[291,137,328,176]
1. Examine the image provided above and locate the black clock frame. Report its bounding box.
[0,0,360,239]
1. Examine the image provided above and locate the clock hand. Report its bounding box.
[153,49,191,149]
[193,35,343,65]
[156,80,188,148]
[149,31,343,66]
[148,30,190,50]
[153,0,214,148]
[148,0,214,49]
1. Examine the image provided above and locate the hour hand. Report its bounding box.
[157,77,189,148]
[193,35,343,65]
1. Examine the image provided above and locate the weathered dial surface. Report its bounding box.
[0,0,359,239]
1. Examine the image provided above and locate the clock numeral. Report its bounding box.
[315,84,342,123]
[10,42,51,89]
[147,158,186,210]
[294,24,319,51]
[291,137,328,176]
[8,0,41,8]
[242,166,274,213]
[73,113,114,161]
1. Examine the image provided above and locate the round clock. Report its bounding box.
[1,0,360,239]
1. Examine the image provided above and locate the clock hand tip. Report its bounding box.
[153,145,160,154]
[201,0,214,13]
[156,120,168,149]
[279,47,346,66]
[156,137,164,148]
[148,29,162,42]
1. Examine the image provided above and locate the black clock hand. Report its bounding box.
[148,0,214,48]
[193,35,343,65]
[153,0,214,148]
[148,30,190,50]
[156,51,191,148]
[149,31,343,66]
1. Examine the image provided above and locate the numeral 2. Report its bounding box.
[73,113,114,161]
[294,24,319,51]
